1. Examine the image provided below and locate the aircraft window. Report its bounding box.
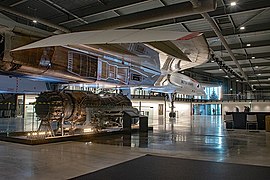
[135,45,145,54]
[131,73,142,81]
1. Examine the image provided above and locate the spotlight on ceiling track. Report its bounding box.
[230,2,237,6]
[240,26,245,30]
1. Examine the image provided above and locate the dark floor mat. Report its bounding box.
[70,154,270,180]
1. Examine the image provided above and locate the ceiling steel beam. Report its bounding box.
[249,76,270,80]
[221,52,270,61]
[59,0,157,25]
[211,69,270,76]
[236,9,269,30]
[71,0,217,31]
[205,23,270,38]
[0,4,70,33]
[226,13,258,85]
[41,0,88,24]
[201,12,250,85]
[253,87,270,91]
[195,62,270,70]
[130,0,270,29]
[249,81,270,84]
[10,0,28,7]
[210,40,270,51]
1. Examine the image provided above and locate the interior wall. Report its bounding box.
[252,103,270,112]
[131,99,191,125]
[221,101,270,115]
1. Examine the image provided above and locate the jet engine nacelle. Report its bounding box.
[35,91,134,123]
[154,72,205,95]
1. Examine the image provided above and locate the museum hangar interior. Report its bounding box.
[0,0,270,179]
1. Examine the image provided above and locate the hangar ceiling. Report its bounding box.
[0,0,270,91]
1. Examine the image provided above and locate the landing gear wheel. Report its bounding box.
[169,112,176,118]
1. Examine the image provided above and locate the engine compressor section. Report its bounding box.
[35,91,139,136]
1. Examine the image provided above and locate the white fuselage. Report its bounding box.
[151,72,205,96]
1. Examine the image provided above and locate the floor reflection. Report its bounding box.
[79,115,270,164]
[79,115,227,152]
[1,114,270,180]
[1,114,270,166]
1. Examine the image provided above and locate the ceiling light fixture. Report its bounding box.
[240,26,245,30]
[230,2,237,6]
[219,68,222,71]
[255,66,259,68]
[246,43,251,47]
[258,73,261,76]
[252,56,255,59]
[236,79,239,82]
[32,20,37,23]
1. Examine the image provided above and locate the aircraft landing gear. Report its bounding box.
[168,93,176,122]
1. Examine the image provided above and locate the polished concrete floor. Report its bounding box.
[1,115,270,179]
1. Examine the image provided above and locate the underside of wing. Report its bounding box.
[12,29,193,51]
[12,29,209,65]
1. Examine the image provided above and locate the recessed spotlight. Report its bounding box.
[211,60,215,63]
[240,26,245,30]
[252,56,255,59]
[246,43,251,47]
[32,20,37,23]
[219,68,222,71]
[255,66,259,68]
[230,2,236,6]
[236,79,239,82]
[258,73,261,76]
[225,75,229,78]
[230,88,233,91]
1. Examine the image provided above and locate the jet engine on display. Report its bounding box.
[35,91,139,136]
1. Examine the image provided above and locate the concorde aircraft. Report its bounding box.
[0,13,209,97]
